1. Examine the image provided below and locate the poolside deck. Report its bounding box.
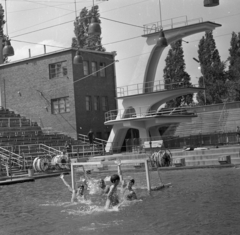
[0,171,70,186]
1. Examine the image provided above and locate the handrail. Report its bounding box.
[39,144,63,155]
[78,133,89,144]
[0,117,34,127]
[105,106,196,122]
[0,147,24,168]
[143,16,203,35]
[78,133,107,145]
[116,80,199,98]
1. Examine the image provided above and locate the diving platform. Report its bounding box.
[105,20,221,153]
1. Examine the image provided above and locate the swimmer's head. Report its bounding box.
[129,179,135,185]
[77,184,84,190]
[98,179,106,188]
[128,178,135,188]
[110,174,120,184]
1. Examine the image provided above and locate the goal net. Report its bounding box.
[70,159,165,191]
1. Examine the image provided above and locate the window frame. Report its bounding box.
[93,96,100,111]
[49,61,67,79]
[102,96,108,111]
[99,62,106,77]
[91,61,97,76]
[83,61,89,76]
[51,97,70,114]
[85,96,92,111]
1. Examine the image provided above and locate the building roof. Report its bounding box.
[0,48,116,68]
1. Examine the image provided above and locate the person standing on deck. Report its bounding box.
[88,129,94,145]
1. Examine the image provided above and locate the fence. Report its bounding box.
[124,132,239,152]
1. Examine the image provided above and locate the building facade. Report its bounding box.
[0,48,117,139]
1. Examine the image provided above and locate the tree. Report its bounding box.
[163,40,193,107]
[226,32,240,101]
[0,4,8,63]
[71,5,105,52]
[196,31,228,105]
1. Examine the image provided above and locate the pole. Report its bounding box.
[145,160,151,191]
[158,0,162,29]
[74,0,77,18]
[71,163,75,190]
[203,75,207,105]
[5,0,8,36]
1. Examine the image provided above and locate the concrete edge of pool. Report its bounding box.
[0,171,70,186]
[1,164,239,185]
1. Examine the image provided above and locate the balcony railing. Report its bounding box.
[117,80,199,98]
[105,106,196,122]
[143,16,203,35]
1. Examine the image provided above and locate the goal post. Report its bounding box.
[70,159,152,191]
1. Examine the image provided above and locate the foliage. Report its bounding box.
[0,4,8,63]
[71,5,105,52]
[163,40,193,107]
[226,32,240,101]
[196,31,228,105]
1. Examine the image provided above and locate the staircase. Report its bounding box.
[0,107,83,175]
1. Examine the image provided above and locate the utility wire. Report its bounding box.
[7,2,73,13]
[11,35,142,50]
[11,21,73,38]
[100,16,144,29]
[10,12,73,34]
[19,0,75,12]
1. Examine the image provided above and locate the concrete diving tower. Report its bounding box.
[105,21,221,153]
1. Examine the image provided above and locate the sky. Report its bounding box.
[1,0,240,88]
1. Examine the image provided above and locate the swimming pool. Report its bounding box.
[0,167,240,235]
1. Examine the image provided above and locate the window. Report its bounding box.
[91,62,97,76]
[83,61,89,75]
[102,96,108,111]
[49,61,67,79]
[94,96,100,111]
[86,96,92,111]
[51,97,70,114]
[99,62,106,77]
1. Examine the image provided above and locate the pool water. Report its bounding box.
[1,167,240,235]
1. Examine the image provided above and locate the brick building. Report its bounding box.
[0,48,117,140]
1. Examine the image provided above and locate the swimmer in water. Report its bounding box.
[116,160,137,201]
[60,173,86,202]
[105,174,120,209]
[121,178,137,201]
[98,178,110,194]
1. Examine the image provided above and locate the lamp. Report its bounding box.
[3,39,14,56]
[157,29,168,47]
[204,0,219,7]
[88,0,101,36]
[157,0,168,47]
[73,50,83,64]
[3,0,14,57]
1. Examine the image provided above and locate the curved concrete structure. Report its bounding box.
[130,22,221,92]
[105,21,221,153]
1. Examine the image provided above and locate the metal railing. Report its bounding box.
[105,106,196,122]
[0,146,25,168]
[0,117,36,128]
[112,132,240,154]
[117,80,199,98]
[143,16,203,35]
[39,144,63,156]
[53,143,106,157]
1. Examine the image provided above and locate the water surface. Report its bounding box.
[1,167,240,235]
